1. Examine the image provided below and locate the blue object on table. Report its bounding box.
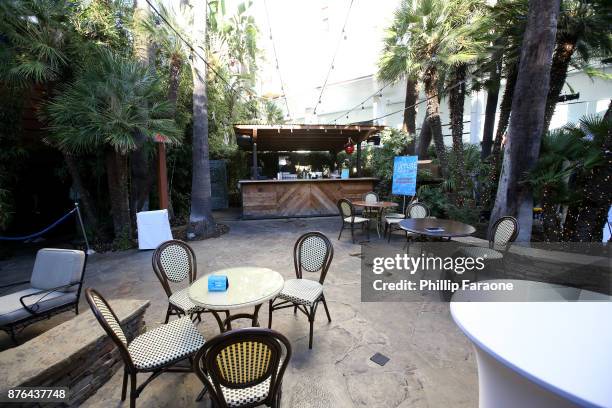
[208,275,229,292]
[341,168,349,179]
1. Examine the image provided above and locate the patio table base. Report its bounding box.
[209,304,263,332]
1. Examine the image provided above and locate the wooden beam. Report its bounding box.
[157,143,169,210]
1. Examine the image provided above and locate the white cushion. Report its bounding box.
[0,288,77,326]
[385,217,403,225]
[460,246,503,260]
[278,279,323,307]
[344,216,369,223]
[128,316,205,371]
[384,212,405,219]
[210,374,271,407]
[30,249,85,292]
[169,287,205,314]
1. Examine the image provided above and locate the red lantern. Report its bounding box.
[344,138,355,155]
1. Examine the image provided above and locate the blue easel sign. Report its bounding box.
[392,156,418,196]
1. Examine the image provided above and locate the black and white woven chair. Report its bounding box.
[385,202,430,242]
[337,198,369,243]
[152,240,226,326]
[269,232,333,349]
[86,288,205,408]
[460,216,519,260]
[194,328,291,408]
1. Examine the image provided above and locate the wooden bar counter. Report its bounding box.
[239,178,378,219]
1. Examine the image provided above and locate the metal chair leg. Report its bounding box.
[350,223,355,243]
[321,296,332,323]
[130,373,137,408]
[338,223,344,240]
[121,367,128,401]
[164,304,171,324]
[268,300,273,329]
[308,309,315,349]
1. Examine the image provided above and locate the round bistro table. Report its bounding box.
[189,267,284,332]
[399,218,475,240]
[352,200,399,237]
[451,279,612,408]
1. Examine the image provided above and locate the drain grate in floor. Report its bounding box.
[370,352,390,366]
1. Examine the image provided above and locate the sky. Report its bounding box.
[249,0,400,120]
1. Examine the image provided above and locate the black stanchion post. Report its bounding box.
[74,202,94,255]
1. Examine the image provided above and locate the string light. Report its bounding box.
[311,0,355,117]
[263,0,292,121]
[330,81,391,124]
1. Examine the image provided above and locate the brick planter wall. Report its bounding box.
[0,299,150,407]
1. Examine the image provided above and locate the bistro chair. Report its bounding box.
[362,191,379,217]
[385,202,430,242]
[194,328,291,408]
[0,248,87,343]
[269,232,333,349]
[337,199,369,243]
[460,216,519,260]
[86,288,205,408]
[152,240,226,325]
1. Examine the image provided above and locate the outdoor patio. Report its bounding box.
[0,216,477,407]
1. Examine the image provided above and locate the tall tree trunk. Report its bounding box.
[449,64,468,200]
[481,57,502,159]
[563,100,612,241]
[187,0,216,239]
[163,54,183,220]
[105,149,132,241]
[417,115,431,159]
[492,64,518,159]
[168,55,182,113]
[490,0,560,242]
[403,78,418,155]
[130,0,155,218]
[542,39,577,133]
[482,63,518,210]
[423,65,449,178]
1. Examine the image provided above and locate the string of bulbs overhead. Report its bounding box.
[311,0,355,117]
[263,0,292,121]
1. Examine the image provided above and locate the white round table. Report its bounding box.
[451,280,612,408]
[189,267,284,331]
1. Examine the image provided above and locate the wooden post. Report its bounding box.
[356,141,362,177]
[251,129,258,180]
[157,142,169,210]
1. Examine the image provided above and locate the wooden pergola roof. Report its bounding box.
[233,124,386,152]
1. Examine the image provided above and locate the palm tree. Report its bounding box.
[490,0,561,241]
[543,0,612,132]
[46,50,180,242]
[377,6,420,153]
[131,0,156,216]
[0,0,105,230]
[383,0,488,178]
[139,1,192,114]
[480,0,529,209]
[187,0,216,239]
[441,2,490,200]
[398,0,451,176]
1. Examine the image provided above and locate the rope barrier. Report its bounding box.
[0,208,78,241]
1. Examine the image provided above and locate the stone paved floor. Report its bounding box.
[0,216,478,407]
